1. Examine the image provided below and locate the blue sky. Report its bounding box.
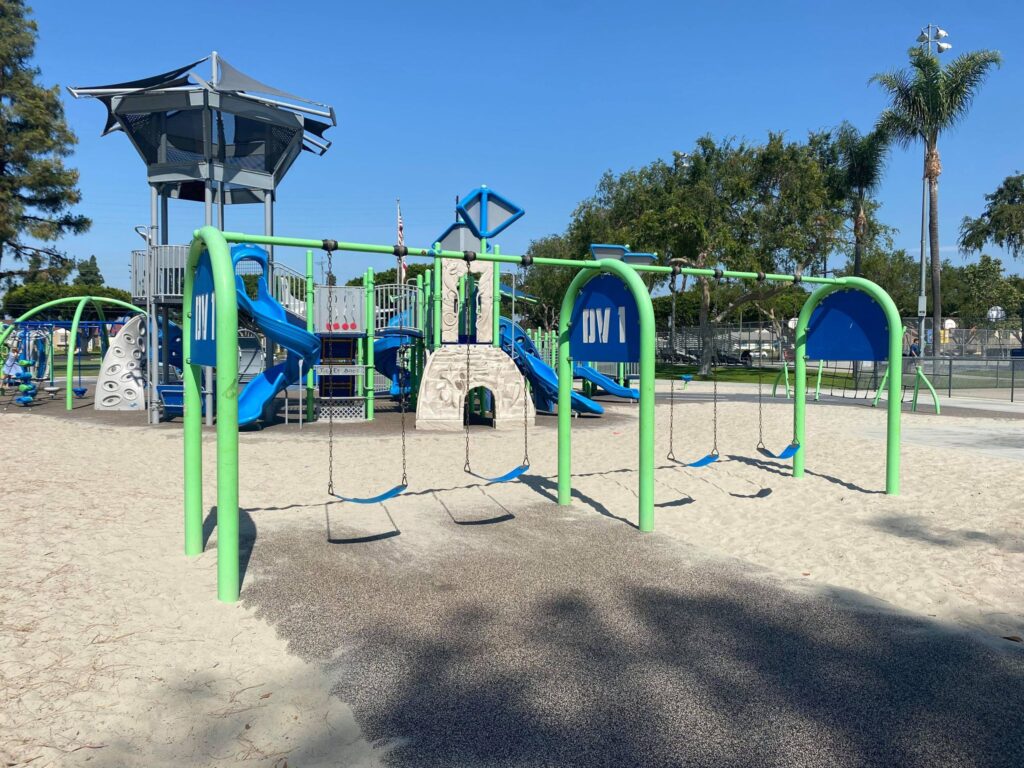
[29,0,1024,287]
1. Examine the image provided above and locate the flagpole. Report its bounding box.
[396,198,405,284]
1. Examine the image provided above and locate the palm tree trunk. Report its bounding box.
[928,174,942,356]
[853,202,866,277]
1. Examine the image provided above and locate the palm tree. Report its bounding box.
[833,123,890,276]
[871,47,1001,349]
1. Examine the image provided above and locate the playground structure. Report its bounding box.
[69,52,337,426]
[0,296,147,409]
[179,221,906,602]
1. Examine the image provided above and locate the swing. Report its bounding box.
[324,246,408,504]
[666,372,720,468]
[462,256,530,484]
[72,329,87,398]
[756,374,800,460]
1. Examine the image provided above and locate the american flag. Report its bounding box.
[396,199,406,283]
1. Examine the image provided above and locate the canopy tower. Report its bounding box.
[69,53,336,423]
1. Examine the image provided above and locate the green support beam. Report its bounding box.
[557,259,657,532]
[183,226,240,603]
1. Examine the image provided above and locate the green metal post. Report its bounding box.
[558,259,656,531]
[422,268,432,348]
[432,249,442,350]
[872,366,889,407]
[782,359,791,399]
[916,364,941,414]
[182,227,240,602]
[64,297,88,410]
[492,244,501,347]
[305,249,315,422]
[365,267,375,421]
[47,326,54,384]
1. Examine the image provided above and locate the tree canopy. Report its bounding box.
[959,173,1024,259]
[0,0,90,282]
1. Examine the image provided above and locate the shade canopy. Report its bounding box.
[69,53,336,202]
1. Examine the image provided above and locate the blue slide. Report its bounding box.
[233,245,320,426]
[374,333,410,396]
[575,364,639,401]
[499,317,603,415]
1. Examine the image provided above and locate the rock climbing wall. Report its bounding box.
[416,344,535,431]
[94,315,146,411]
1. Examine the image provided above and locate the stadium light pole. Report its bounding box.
[916,25,951,355]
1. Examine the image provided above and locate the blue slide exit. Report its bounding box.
[575,364,639,401]
[498,317,603,415]
[232,245,320,426]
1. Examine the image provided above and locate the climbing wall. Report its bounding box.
[416,344,535,431]
[95,315,146,411]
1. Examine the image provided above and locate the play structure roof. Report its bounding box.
[68,53,336,202]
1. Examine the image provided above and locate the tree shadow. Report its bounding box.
[289,566,1024,767]
[868,514,1024,553]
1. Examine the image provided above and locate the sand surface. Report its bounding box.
[2,382,1022,766]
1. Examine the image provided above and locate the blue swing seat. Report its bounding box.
[331,484,408,505]
[686,453,719,468]
[469,464,529,485]
[758,443,801,461]
[72,386,87,398]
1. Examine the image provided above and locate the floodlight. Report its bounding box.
[937,42,952,53]
[917,32,929,42]
[935,28,948,38]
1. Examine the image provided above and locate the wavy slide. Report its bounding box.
[498,317,603,415]
[233,246,320,426]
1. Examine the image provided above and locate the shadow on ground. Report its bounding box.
[240,506,1024,767]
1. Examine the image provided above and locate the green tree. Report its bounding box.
[871,46,1002,349]
[839,245,920,316]
[345,262,429,287]
[518,234,580,330]
[23,248,74,284]
[562,135,846,372]
[72,254,103,285]
[959,173,1024,259]
[1,282,132,319]
[0,0,91,282]
[950,254,1022,325]
[831,123,890,276]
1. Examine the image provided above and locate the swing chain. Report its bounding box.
[756,373,766,450]
[399,344,408,486]
[519,265,530,469]
[326,247,335,496]
[711,367,719,456]
[666,377,676,461]
[463,259,472,474]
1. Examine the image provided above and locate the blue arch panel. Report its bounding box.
[806,289,889,362]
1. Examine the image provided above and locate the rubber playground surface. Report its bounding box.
[2,383,1023,766]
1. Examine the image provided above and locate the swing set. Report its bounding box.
[182,226,905,603]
